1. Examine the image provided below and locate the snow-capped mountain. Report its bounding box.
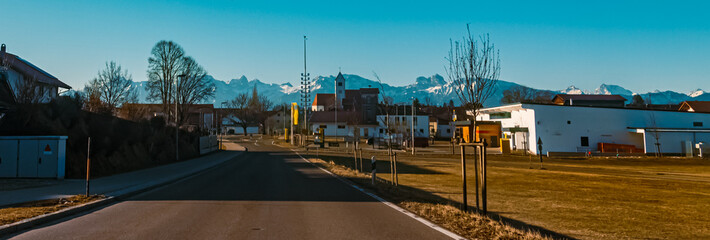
[66,74,708,108]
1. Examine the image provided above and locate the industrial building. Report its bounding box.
[476,102,710,155]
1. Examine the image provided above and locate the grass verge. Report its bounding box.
[307,157,553,240]
[0,195,105,226]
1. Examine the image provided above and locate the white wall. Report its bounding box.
[311,122,375,138]
[479,104,710,155]
[375,115,430,139]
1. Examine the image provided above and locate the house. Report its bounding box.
[312,93,335,111]
[118,103,216,131]
[476,103,710,155]
[310,111,375,138]
[679,101,710,113]
[0,44,71,104]
[552,94,626,108]
[375,106,430,146]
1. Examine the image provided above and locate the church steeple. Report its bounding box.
[335,72,345,109]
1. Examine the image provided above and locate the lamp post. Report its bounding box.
[220,101,227,148]
[176,74,185,162]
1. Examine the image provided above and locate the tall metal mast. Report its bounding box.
[300,36,311,139]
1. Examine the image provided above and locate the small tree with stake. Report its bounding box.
[445,25,500,213]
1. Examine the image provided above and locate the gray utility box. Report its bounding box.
[0,136,67,179]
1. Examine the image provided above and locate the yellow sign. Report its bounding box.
[292,102,298,125]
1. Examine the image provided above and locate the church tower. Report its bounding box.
[335,72,345,109]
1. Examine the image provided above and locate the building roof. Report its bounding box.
[310,111,362,124]
[1,49,71,89]
[553,94,626,102]
[312,93,335,108]
[335,72,346,83]
[679,101,710,113]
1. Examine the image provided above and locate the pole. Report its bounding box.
[291,103,294,145]
[303,36,308,138]
[371,156,376,185]
[394,152,398,186]
[334,78,338,146]
[482,144,487,214]
[460,145,467,211]
[358,149,363,172]
[86,137,91,196]
[175,75,180,162]
[473,144,483,210]
[411,99,415,155]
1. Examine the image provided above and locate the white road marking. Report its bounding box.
[291,150,466,240]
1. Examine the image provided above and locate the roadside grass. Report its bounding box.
[306,157,553,240]
[300,147,710,240]
[0,195,105,226]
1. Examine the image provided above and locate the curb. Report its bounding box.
[0,151,245,237]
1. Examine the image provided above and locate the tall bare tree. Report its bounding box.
[175,56,214,125]
[446,25,501,136]
[146,40,185,124]
[84,61,136,114]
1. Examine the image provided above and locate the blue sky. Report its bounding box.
[3,1,710,94]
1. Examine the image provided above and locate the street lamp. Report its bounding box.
[176,74,186,162]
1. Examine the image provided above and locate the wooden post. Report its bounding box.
[474,145,480,211]
[460,145,467,211]
[86,137,91,196]
[358,149,363,172]
[482,145,487,214]
[394,152,398,186]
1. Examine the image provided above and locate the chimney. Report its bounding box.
[1,44,5,54]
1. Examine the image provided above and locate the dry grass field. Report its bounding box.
[298,145,710,239]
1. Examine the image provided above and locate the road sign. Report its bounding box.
[43,144,52,155]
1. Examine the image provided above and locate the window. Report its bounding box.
[694,122,703,127]
[581,136,589,147]
[319,125,327,129]
[419,129,424,133]
[338,82,343,86]
[490,112,511,119]
[446,129,451,133]
[567,121,571,124]
[338,125,345,129]
[379,129,384,133]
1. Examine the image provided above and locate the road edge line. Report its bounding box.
[291,149,466,240]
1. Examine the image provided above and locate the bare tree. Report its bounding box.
[645,96,662,157]
[14,75,50,104]
[85,61,135,114]
[146,40,185,124]
[176,56,214,125]
[225,89,273,135]
[501,85,554,104]
[446,25,501,136]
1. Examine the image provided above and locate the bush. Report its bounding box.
[0,99,201,178]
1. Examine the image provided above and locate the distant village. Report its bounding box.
[2,40,709,167]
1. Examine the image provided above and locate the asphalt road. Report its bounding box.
[9,138,453,240]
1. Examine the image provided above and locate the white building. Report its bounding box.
[310,111,377,138]
[375,114,430,139]
[477,103,710,155]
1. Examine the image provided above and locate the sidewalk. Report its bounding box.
[0,142,245,207]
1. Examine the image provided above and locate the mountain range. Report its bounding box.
[113,74,710,108]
